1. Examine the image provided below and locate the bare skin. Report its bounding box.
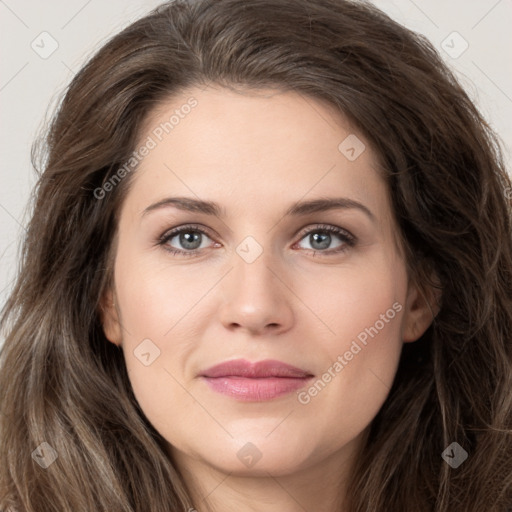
[100,85,439,512]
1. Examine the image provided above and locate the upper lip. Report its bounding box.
[200,359,314,379]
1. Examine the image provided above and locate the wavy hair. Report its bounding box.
[1,0,511,510]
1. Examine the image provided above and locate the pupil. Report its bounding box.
[180,232,201,250]
[311,232,330,250]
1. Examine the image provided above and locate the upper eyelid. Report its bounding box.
[296,224,354,239]
[160,223,213,240]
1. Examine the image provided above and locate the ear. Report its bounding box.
[98,287,123,347]
[402,272,442,343]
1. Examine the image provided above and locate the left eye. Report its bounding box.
[158,224,356,257]
[294,225,355,253]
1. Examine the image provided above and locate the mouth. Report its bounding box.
[199,358,314,402]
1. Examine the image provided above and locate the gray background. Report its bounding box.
[1,0,511,347]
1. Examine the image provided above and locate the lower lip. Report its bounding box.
[201,376,312,401]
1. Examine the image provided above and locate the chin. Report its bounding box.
[209,449,312,477]
[202,431,318,476]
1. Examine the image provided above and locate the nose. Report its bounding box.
[217,247,294,336]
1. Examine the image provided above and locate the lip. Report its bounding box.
[199,359,314,401]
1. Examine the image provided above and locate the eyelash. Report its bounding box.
[156,223,356,258]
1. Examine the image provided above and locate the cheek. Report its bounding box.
[293,255,406,422]
[296,250,407,356]
[113,251,213,428]
[114,245,212,339]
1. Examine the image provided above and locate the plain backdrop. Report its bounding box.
[1,0,511,347]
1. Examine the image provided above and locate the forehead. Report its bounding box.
[121,85,390,224]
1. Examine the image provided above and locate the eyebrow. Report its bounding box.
[141,196,376,223]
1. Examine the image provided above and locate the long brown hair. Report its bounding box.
[1,0,511,510]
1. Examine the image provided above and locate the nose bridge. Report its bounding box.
[230,235,279,304]
[218,233,293,333]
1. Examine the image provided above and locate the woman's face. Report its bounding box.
[101,85,435,478]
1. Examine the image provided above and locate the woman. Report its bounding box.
[1,0,511,510]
